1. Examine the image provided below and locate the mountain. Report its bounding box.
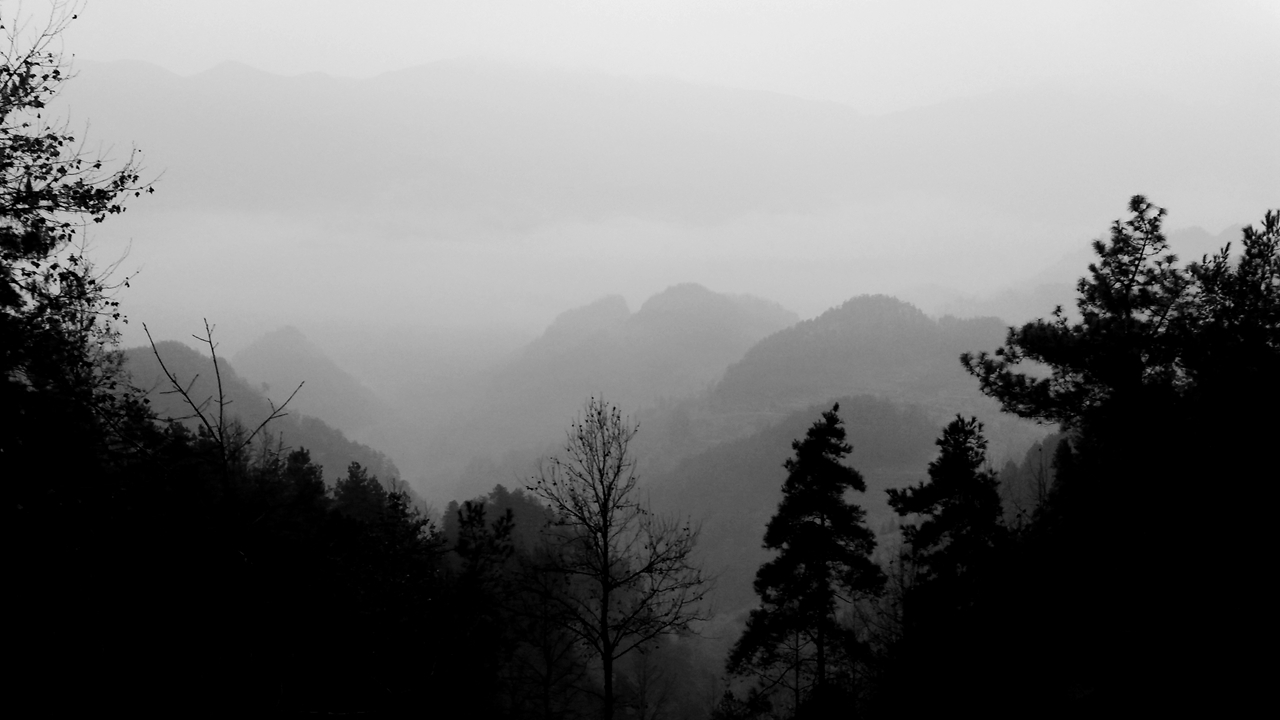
[125,340,401,485]
[230,326,386,443]
[58,59,1276,236]
[712,294,1004,410]
[507,283,797,406]
[432,283,798,500]
[614,294,1046,492]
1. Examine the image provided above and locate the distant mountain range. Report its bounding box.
[216,286,1047,512]
[210,283,798,504]
[59,59,1276,236]
[410,283,799,500]
[487,282,797,428]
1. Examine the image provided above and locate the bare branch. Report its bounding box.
[528,396,708,718]
[143,322,218,444]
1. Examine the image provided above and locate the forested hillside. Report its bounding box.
[125,339,402,487]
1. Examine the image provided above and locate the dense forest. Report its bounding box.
[6,9,1278,718]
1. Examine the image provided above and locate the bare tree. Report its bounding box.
[529,397,709,720]
[143,319,301,481]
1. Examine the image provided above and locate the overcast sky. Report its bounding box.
[65,0,1280,114]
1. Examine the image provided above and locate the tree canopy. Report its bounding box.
[959,196,1279,712]
[530,397,708,720]
[886,415,1004,589]
[728,403,884,716]
[2,5,150,422]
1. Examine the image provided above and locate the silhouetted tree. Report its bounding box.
[530,397,709,720]
[506,542,596,720]
[728,403,884,716]
[887,415,1004,591]
[1,3,150,414]
[332,461,388,521]
[870,416,1007,713]
[443,499,518,709]
[3,3,153,504]
[5,7,163,708]
[960,197,1279,711]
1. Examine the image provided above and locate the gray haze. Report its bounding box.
[36,0,1280,500]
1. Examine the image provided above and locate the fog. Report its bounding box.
[60,1,1279,344]
[66,0,1280,112]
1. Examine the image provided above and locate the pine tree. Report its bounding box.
[886,415,1004,591]
[959,197,1279,711]
[728,403,884,715]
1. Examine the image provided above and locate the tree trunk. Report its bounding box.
[602,581,613,720]
[816,620,825,695]
[793,634,802,714]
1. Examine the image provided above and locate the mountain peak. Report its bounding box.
[542,295,631,341]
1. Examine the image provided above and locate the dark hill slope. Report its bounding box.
[125,341,400,485]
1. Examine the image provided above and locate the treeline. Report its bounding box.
[710,197,1279,718]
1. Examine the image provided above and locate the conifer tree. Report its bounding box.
[728,403,884,714]
[959,197,1279,711]
[886,415,1004,590]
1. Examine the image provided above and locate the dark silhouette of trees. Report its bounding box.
[332,460,390,520]
[868,416,1008,714]
[5,8,166,709]
[530,397,709,720]
[727,403,884,717]
[887,415,1004,590]
[142,319,303,479]
[958,196,1279,712]
[440,498,520,712]
[506,541,597,720]
[3,2,152,496]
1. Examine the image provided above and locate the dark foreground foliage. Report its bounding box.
[719,199,1279,718]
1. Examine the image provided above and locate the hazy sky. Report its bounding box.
[65,0,1280,114]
